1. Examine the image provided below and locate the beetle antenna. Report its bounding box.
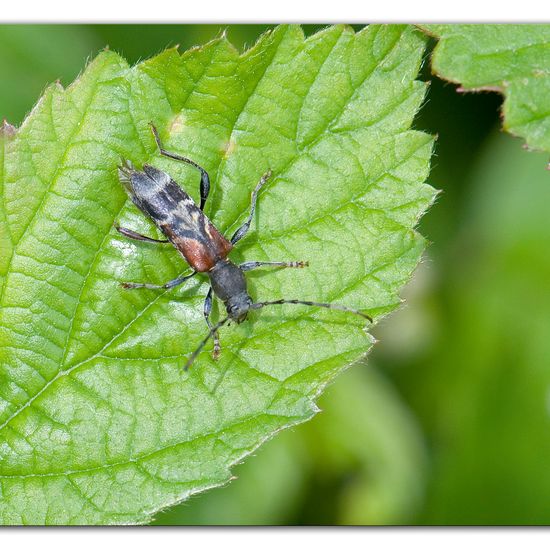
[184,316,230,371]
[250,299,373,322]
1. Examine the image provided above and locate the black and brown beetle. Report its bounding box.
[117,124,372,370]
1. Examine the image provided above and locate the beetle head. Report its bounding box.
[226,293,253,323]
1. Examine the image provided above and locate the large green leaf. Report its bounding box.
[0,24,435,524]
[422,24,550,152]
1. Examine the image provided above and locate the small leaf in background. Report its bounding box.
[422,24,550,152]
[0,25,435,524]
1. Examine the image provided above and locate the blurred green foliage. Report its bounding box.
[414,134,550,524]
[1,24,549,525]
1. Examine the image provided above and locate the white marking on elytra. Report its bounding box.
[204,222,214,239]
[136,169,172,199]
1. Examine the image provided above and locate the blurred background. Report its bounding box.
[1,24,549,525]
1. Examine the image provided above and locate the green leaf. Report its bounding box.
[422,24,550,152]
[0,24,435,525]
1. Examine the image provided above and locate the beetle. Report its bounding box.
[116,124,372,370]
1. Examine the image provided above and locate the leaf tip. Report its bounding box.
[218,28,239,56]
[1,119,16,138]
[339,23,356,35]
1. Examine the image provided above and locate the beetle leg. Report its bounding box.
[150,123,211,211]
[240,260,309,272]
[114,223,169,244]
[203,287,221,359]
[230,170,272,245]
[250,299,373,323]
[122,271,196,290]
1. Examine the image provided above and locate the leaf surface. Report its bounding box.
[0,25,435,524]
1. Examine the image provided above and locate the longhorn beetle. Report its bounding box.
[116,123,372,370]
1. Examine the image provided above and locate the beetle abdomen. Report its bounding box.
[120,162,232,272]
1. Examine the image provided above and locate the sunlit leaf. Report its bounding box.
[0,24,435,524]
